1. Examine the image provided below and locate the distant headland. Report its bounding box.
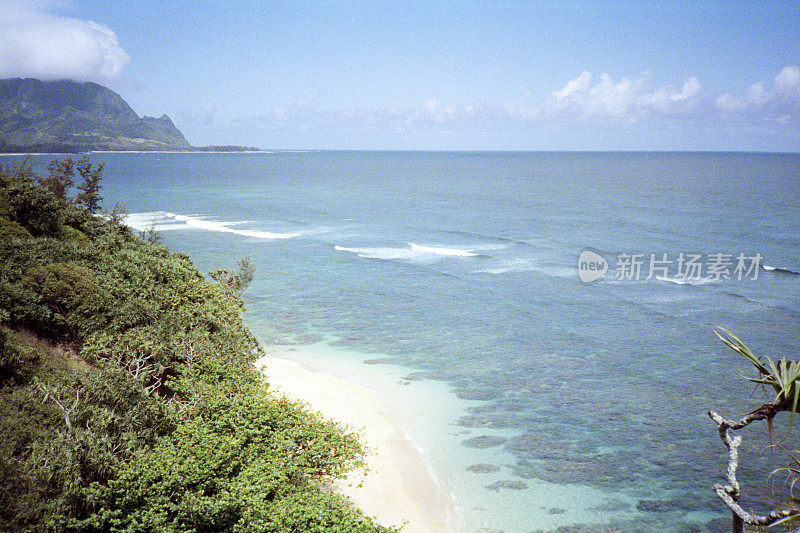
[0,78,258,153]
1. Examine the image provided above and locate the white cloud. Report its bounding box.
[670,77,701,102]
[715,66,800,117]
[553,70,592,101]
[423,97,460,123]
[715,82,767,112]
[0,1,129,84]
[774,65,800,100]
[542,71,701,121]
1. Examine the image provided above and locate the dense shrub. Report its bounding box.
[74,391,387,532]
[0,216,32,240]
[4,178,63,236]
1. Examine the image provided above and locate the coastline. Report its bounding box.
[88,150,264,154]
[0,150,264,156]
[254,349,461,533]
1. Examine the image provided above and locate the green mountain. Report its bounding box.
[0,78,192,152]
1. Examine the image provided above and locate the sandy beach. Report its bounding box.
[254,351,460,533]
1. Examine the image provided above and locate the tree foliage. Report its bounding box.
[39,156,75,201]
[209,256,256,294]
[75,158,104,214]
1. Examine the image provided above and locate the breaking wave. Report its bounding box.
[763,265,800,275]
[124,211,300,240]
[334,242,481,261]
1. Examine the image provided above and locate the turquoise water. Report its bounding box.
[11,151,800,531]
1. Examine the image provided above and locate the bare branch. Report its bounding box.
[35,381,79,433]
[713,484,797,526]
[710,402,785,430]
[709,408,800,532]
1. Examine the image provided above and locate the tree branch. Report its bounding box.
[708,407,799,532]
[36,381,79,433]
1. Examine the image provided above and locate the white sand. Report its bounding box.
[255,353,460,532]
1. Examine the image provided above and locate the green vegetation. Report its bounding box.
[708,329,800,532]
[716,327,800,430]
[0,78,190,152]
[0,158,395,531]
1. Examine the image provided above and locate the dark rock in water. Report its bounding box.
[466,463,501,474]
[403,372,435,381]
[462,435,507,448]
[291,334,324,345]
[590,500,631,513]
[636,498,705,513]
[508,443,641,487]
[649,454,671,467]
[363,358,393,365]
[554,525,594,533]
[458,413,513,429]
[548,507,566,514]
[486,479,527,491]
[505,432,577,460]
[469,401,526,413]
[706,517,731,533]
[456,389,500,400]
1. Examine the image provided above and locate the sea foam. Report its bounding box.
[474,258,573,277]
[408,243,478,257]
[334,245,428,261]
[335,242,479,261]
[655,275,715,286]
[125,211,300,240]
[763,265,800,275]
[123,211,186,231]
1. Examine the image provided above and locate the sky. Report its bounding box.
[1,0,799,151]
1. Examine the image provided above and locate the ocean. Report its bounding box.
[10,151,800,531]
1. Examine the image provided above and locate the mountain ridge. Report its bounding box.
[0,78,254,152]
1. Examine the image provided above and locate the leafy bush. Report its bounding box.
[75,390,389,532]
[3,176,63,236]
[0,216,32,240]
[23,262,104,339]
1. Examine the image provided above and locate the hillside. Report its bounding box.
[0,158,393,531]
[0,78,191,152]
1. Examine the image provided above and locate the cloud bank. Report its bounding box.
[240,66,799,136]
[0,1,129,84]
[715,66,800,123]
[543,71,702,120]
[202,66,798,150]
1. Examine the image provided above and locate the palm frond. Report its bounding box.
[715,327,800,430]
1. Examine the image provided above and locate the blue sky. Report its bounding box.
[1,0,799,150]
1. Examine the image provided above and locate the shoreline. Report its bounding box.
[254,350,461,532]
[0,150,264,156]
